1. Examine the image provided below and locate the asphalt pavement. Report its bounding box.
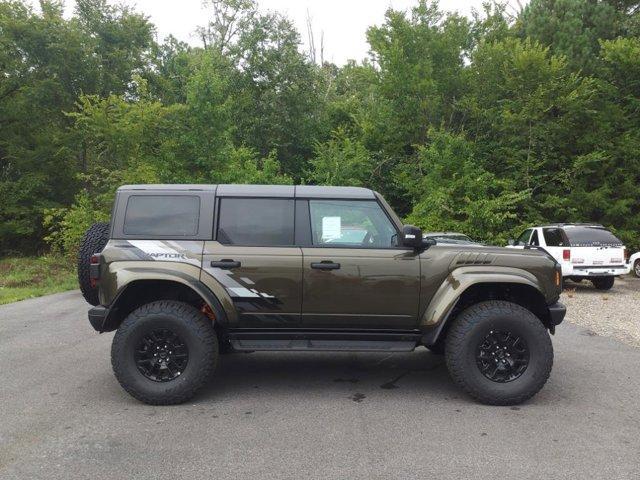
[1,290,639,479]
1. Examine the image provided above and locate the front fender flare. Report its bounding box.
[420,266,545,343]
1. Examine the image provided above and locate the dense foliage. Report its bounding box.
[1,0,639,254]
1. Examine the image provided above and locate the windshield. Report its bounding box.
[564,227,623,247]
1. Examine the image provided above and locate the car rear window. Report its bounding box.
[124,195,200,236]
[217,198,294,246]
[564,227,623,247]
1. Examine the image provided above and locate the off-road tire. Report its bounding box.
[445,301,553,405]
[634,260,640,278]
[77,222,110,305]
[111,301,218,405]
[592,276,614,290]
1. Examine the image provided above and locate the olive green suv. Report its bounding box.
[79,184,565,406]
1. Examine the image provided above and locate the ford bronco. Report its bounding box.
[79,184,566,405]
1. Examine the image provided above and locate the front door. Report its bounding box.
[300,199,420,329]
[201,197,302,328]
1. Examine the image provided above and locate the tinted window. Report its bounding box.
[564,227,623,246]
[309,200,397,248]
[124,195,200,236]
[217,198,294,246]
[543,228,566,247]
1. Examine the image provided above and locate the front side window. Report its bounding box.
[217,198,294,246]
[516,229,532,245]
[124,195,200,236]
[309,200,397,248]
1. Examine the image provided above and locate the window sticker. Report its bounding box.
[322,216,341,240]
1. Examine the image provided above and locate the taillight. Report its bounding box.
[89,254,101,287]
[562,249,571,261]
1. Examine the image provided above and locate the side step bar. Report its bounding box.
[228,330,421,352]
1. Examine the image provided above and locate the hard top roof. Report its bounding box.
[118,184,376,199]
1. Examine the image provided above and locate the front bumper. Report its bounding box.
[548,301,566,327]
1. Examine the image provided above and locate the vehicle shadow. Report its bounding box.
[197,348,458,401]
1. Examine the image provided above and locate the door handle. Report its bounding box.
[311,261,340,270]
[210,259,241,269]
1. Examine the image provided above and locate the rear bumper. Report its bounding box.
[568,266,629,277]
[548,302,566,327]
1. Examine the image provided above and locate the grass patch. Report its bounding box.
[0,256,77,305]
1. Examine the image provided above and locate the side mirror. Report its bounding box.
[401,225,423,249]
[507,238,516,246]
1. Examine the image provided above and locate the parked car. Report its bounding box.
[423,232,480,245]
[629,251,640,277]
[507,223,629,290]
[78,184,565,406]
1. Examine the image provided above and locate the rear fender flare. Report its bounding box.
[104,262,236,327]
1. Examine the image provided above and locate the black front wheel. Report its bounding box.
[111,300,218,405]
[445,301,553,405]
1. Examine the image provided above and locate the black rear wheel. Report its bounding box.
[111,301,218,405]
[445,301,553,405]
[77,222,110,305]
[634,260,640,278]
[591,276,614,290]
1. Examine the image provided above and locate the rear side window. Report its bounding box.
[564,227,623,247]
[217,198,294,246]
[543,228,567,247]
[124,195,200,236]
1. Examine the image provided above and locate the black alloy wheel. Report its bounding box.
[135,329,189,382]
[476,330,529,383]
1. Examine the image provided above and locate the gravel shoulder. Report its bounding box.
[562,274,640,348]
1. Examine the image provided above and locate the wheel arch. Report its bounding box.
[421,267,553,347]
[101,278,228,333]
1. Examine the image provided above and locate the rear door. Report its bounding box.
[541,227,569,265]
[201,195,302,328]
[299,198,421,330]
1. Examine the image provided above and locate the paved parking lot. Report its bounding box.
[1,289,639,479]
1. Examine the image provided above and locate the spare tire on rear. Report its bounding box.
[78,222,110,305]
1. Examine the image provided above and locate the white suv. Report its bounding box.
[508,224,629,290]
